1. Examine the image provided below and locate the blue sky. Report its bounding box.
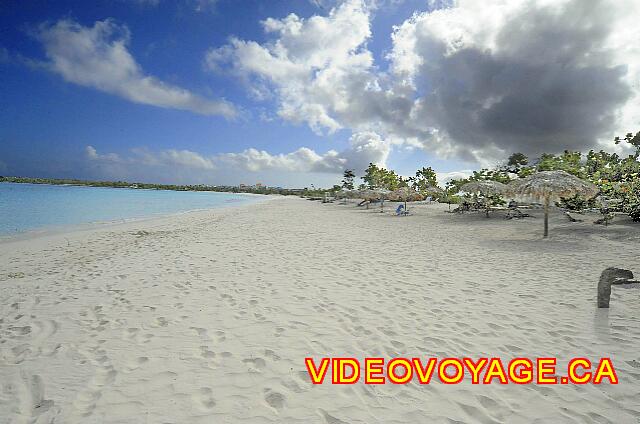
[1,0,638,187]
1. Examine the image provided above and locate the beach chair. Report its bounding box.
[396,204,409,216]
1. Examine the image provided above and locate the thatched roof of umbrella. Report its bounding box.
[460,180,507,195]
[359,189,382,200]
[336,188,355,199]
[422,185,444,194]
[362,188,391,199]
[387,187,421,201]
[348,189,365,199]
[506,170,598,201]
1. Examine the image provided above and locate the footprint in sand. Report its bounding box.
[124,328,154,344]
[192,387,216,413]
[2,372,58,422]
[190,327,209,340]
[263,388,286,412]
[7,326,31,336]
[243,357,267,371]
[154,317,169,327]
[71,356,117,418]
[200,346,216,359]
[264,349,281,361]
[124,356,149,373]
[213,330,226,342]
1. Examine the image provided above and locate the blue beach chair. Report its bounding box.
[396,204,409,216]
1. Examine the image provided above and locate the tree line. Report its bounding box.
[337,131,640,221]
[0,176,309,197]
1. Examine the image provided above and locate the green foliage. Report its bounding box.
[0,176,305,196]
[440,195,462,204]
[362,163,381,189]
[444,178,470,196]
[410,166,439,195]
[504,152,529,175]
[615,131,640,157]
[341,169,356,190]
[444,167,510,200]
[535,151,584,177]
[361,163,402,190]
[507,152,528,167]
[556,193,596,211]
[619,176,640,221]
[476,168,511,183]
[487,193,506,206]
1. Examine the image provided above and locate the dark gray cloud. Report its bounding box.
[405,0,634,161]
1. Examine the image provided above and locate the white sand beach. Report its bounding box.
[1,198,639,423]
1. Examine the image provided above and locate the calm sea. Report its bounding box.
[0,182,265,236]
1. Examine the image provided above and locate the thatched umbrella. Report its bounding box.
[388,187,420,213]
[358,189,381,209]
[359,189,376,199]
[336,188,355,204]
[419,185,444,203]
[507,170,598,237]
[460,180,507,217]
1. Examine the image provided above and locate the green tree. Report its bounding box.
[504,152,530,176]
[536,151,584,177]
[615,131,640,158]
[362,163,402,190]
[508,152,528,167]
[341,169,356,190]
[362,163,383,189]
[411,166,439,194]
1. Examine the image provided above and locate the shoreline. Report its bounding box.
[0,178,303,196]
[0,194,278,246]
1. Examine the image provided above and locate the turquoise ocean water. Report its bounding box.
[0,183,264,236]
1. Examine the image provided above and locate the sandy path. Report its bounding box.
[1,197,639,423]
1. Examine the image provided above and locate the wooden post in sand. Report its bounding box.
[597,267,639,308]
[543,195,550,238]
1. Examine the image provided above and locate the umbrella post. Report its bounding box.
[543,195,550,238]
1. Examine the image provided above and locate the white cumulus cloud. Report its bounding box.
[206,0,378,133]
[84,131,389,183]
[37,19,237,118]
